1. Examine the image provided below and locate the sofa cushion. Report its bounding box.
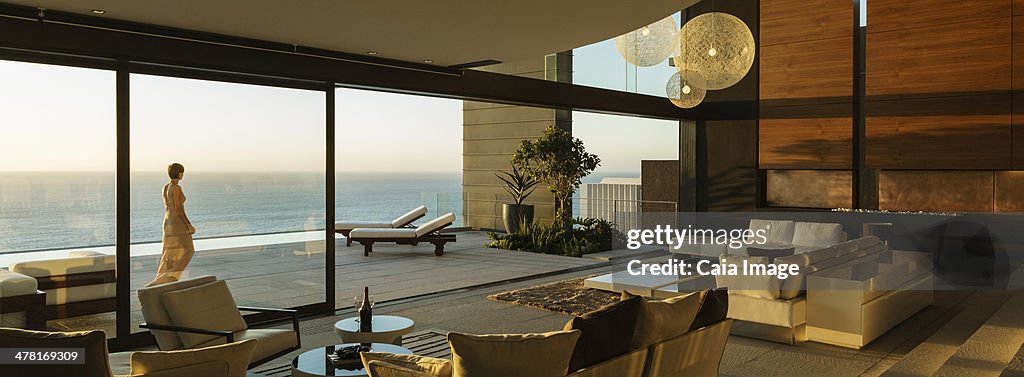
[792,222,843,248]
[622,291,702,349]
[746,247,795,262]
[393,205,429,227]
[131,361,229,377]
[361,352,452,377]
[161,280,247,348]
[130,338,256,377]
[690,288,729,331]
[448,330,580,377]
[416,213,456,237]
[748,219,795,245]
[716,255,780,300]
[0,328,112,377]
[834,239,860,255]
[137,275,218,350]
[563,294,641,371]
[727,294,806,327]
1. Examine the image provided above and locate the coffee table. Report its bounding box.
[334,315,415,345]
[291,343,412,377]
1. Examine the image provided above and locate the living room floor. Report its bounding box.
[247,267,1024,377]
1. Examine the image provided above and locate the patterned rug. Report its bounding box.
[487,276,620,317]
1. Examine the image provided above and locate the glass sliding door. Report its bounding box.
[129,74,327,333]
[0,60,117,336]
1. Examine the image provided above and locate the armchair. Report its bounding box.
[137,275,300,367]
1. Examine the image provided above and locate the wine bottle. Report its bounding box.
[358,286,372,332]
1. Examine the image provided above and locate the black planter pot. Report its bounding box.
[502,203,535,234]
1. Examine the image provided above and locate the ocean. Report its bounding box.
[0,172,462,253]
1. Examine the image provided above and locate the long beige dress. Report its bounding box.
[147,182,195,287]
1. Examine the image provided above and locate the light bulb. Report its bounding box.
[641,27,651,36]
[682,85,692,94]
[708,48,717,57]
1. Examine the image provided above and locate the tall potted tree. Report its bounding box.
[496,164,539,234]
[513,125,600,231]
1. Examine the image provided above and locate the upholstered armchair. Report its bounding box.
[137,275,301,367]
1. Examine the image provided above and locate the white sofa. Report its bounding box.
[715,236,887,343]
[671,219,846,257]
[4,251,116,321]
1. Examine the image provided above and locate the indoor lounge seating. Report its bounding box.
[0,250,117,327]
[715,236,933,345]
[360,289,732,377]
[0,327,258,377]
[335,205,428,246]
[350,212,457,256]
[137,275,301,367]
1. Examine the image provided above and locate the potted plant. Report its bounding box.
[513,125,600,231]
[496,164,539,234]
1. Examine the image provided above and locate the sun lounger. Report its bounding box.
[335,205,428,246]
[349,213,456,256]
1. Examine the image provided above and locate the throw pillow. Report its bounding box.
[689,288,729,331]
[0,328,112,377]
[447,330,581,377]
[130,338,257,377]
[621,290,702,349]
[361,352,452,376]
[563,294,641,371]
[160,280,248,348]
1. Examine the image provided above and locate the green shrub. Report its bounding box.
[485,217,622,257]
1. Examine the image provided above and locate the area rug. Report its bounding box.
[487,276,620,317]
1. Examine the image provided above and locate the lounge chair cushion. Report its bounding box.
[448,330,581,377]
[137,275,218,350]
[416,213,456,237]
[563,294,642,371]
[336,221,393,230]
[196,328,298,363]
[393,205,429,227]
[623,291,702,349]
[130,338,256,377]
[350,228,420,238]
[361,352,452,377]
[748,219,795,246]
[161,280,248,348]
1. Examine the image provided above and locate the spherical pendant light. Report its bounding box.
[615,15,678,67]
[673,12,755,90]
[667,69,707,108]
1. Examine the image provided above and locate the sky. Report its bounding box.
[0,29,679,174]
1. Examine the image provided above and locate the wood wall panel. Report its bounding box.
[760,103,853,169]
[878,171,995,212]
[868,0,1009,34]
[766,170,853,208]
[996,171,1024,211]
[1014,0,1024,16]
[867,18,1011,97]
[760,37,854,103]
[866,94,1012,169]
[1014,16,1024,168]
[760,0,852,46]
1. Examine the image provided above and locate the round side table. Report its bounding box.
[334,315,415,345]
[291,343,412,377]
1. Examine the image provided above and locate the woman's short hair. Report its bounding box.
[167,163,185,179]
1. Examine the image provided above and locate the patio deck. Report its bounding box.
[45,231,608,336]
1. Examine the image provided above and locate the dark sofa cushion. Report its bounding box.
[563,294,642,371]
[690,288,729,331]
[0,327,112,377]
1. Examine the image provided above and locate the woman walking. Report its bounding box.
[146,163,196,287]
